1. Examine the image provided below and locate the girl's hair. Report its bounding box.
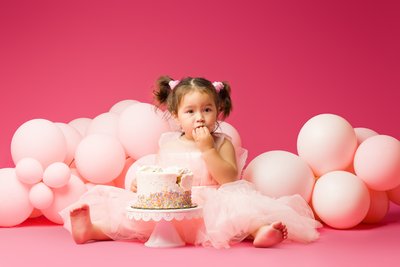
[153,76,233,119]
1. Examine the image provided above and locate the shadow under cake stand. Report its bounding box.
[126,206,202,248]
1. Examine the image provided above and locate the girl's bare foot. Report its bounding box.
[253,221,288,248]
[70,204,94,244]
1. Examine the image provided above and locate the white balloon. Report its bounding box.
[312,171,370,229]
[297,114,357,176]
[109,99,139,114]
[86,112,119,138]
[243,150,315,202]
[11,119,67,168]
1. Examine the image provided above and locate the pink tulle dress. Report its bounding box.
[60,132,321,248]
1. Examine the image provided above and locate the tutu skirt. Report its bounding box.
[60,181,321,248]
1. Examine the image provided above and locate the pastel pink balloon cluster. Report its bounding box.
[0,100,175,227]
[244,113,400,229]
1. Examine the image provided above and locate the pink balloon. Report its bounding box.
[354,135,400,191]
[118,103,170,159]
[55,122,82,166]
[362,189,389,224]
[11,119,67,168]
[86,112,120,138]
[354,127,378,145]
[243,150,315,202]
[41,175,87,224]
[113,157,135,188]
[68,117,92,137]
[29,182,54,210]
[15,157,43,185]
[216,121,242,148]
[75,134,126,184]
[297,114,357,176]
[0,168,33,227]
[43,162,71,188]
[387,184,400,205]
[124,154,157,190]
[109,99,139,114]
[312,171,370,229]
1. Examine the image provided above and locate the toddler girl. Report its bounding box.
[60,76,321,248]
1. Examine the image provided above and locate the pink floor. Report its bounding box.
[1,204,399,267]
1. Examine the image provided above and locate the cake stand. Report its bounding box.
[126,206,203,248]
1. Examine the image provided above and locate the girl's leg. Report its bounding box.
[70,204,112,244]
[251,221,288,248]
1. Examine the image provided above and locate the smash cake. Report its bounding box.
[133,165,195,209]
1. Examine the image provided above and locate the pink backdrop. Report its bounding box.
[1,0,399,167]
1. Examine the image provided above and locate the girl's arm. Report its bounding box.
[202,138,238,184]
[193,127,238,184]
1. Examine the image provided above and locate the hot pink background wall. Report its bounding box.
[1,0,399,168]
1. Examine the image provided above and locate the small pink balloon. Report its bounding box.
[0,168,33,227]
[243,150,315,202]
[362,189,389,224]
[11,119,67,168]
[109,99,139,114]
[216,121,242,148]
[297,114,357,176]
[75,134,126,184]
[86,112,120,138]
[312,171,370,229]
[41,175,87,224]
[68,117,92,137]
[15,157,43,185]
[354,127,379,145]
[118,103,170,159]
[55,122,82,166]
[29,182,54,210]
[387,184,400,205]
[125,154,157,190]
[354,135,400,191]
[43,162,71,188]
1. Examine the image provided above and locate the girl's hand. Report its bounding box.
[192,126,214,152]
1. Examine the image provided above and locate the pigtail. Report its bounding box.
[153,75,173,107]
[217,81,233,119]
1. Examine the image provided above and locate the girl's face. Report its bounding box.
[174,90,218,140]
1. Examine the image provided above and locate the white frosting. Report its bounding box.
[136,165,193,196]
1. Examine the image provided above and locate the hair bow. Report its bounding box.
[168,80,180,90]
[212,81,224,92]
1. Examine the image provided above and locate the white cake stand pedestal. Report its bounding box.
[126,206,202,248]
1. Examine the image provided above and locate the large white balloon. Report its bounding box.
[86,112,119,138]
[109,99,139,114]
[11,119,67,168]
[354,135,400,191]
[118,103,170,159]
[68,117,92,137]
[243,150,315,202]
[312,171,370,229]
[297,114,357,177]
[75,134,126,184]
